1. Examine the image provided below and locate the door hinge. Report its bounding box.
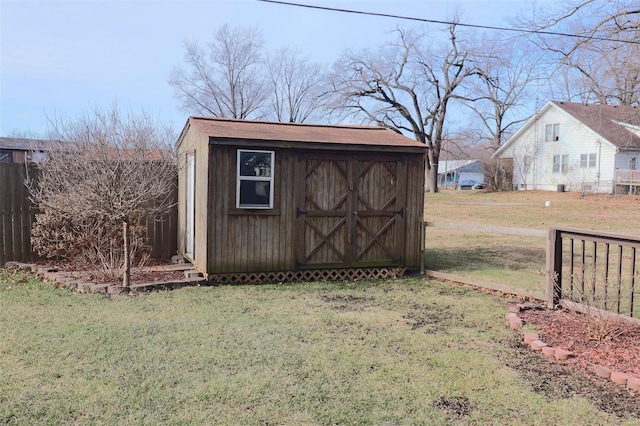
[296,207,307,217]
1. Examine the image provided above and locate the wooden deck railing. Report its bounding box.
[547,227,639,319]
[614,169,640,184]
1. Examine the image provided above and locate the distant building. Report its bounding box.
[436,159,486,189]
[0,137,63,163]
[493,101,640,194]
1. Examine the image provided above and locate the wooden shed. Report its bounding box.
[176,117,426,283]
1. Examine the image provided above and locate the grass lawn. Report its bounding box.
[1,270,637,425]
[424,190,640,295]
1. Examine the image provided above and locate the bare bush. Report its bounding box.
[29,105,176,287]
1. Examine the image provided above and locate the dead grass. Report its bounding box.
[1,271,637,424]
[424,190,640,296]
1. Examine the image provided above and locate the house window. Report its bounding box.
[236,149,274,209]
[630,156,637,170]
[545,124,560,141]
[553,154,569,173]
[580,153,597,168]
[0,150,12,163]
[524,155,532,173]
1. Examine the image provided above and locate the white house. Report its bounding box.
[493,101,640,194]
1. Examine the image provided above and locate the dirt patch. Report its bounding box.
[433,396,472,418]
[403,303,457,332]
[320,294,374,312]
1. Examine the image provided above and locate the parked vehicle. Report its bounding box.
[456,172,487,190]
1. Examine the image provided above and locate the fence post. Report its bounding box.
[546,228,562,308]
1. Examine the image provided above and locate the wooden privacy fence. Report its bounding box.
[0,163,34,265]
[0,163,178,266]
[547,226,639,320]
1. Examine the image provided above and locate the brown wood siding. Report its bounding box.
[208,147,295,274]
[197,142,425,275]
[403,154,426,270]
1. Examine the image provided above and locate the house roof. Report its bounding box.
[0,137,64,151]
[494,101,640,158]
[437,159,481,174]
[553,101,640,149]
[184,117,427,152]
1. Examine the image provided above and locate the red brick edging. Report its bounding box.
[506,304,640,392]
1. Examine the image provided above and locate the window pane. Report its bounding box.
[553,124,560,139]
[240,151,272,177]
[239,180,271,207]
[589,153,596,168]
[562,155,569,173]
[545,125,552,141]
[553,155,560,173]
[580,154,587,168]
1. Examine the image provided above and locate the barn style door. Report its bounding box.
[296,154,406,269]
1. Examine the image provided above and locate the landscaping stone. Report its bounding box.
[508,304,521,313]
[541,346,556,357]
[508,317,523,329]
[107,285,130,295]
[553,348,574,361]
[610,371,630,385]
[595,366,612,379]
[505,312,518,320]
[627,377,640,391]
[184,270,203,279]
[530,340,547,351]
[90,284,110,294]
[76,282,96,293]
[171,254,185,264]
[523,332,538,344]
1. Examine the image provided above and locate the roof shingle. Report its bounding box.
[187,117,426,149]
[553,101,640,149]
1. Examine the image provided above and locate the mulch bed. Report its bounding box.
[518,307,640,378]
[32,259,188,286]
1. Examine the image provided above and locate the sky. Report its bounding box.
[1,0,546,138]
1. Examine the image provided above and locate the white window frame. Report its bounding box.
[580,153,597,168]
[236,149,275,209]
[553,154,569,173]
[545,123,560,141]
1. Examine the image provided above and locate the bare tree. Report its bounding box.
[168,24,267,119]
[29,105,176,288]
[462,35,542,150]
[330,25,481,192]
[169,24,331,123]
[265,47,329,123]
[520,0,640,106]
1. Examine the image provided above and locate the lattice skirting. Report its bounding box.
[207,267,407,285]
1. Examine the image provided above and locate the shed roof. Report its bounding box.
[552,101,640,149]
[185,117,427,152]
[0,137,64,151]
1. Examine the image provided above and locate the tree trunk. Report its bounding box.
[425,165,439,193]
[122,220,131,288]
[425,151,439,193]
